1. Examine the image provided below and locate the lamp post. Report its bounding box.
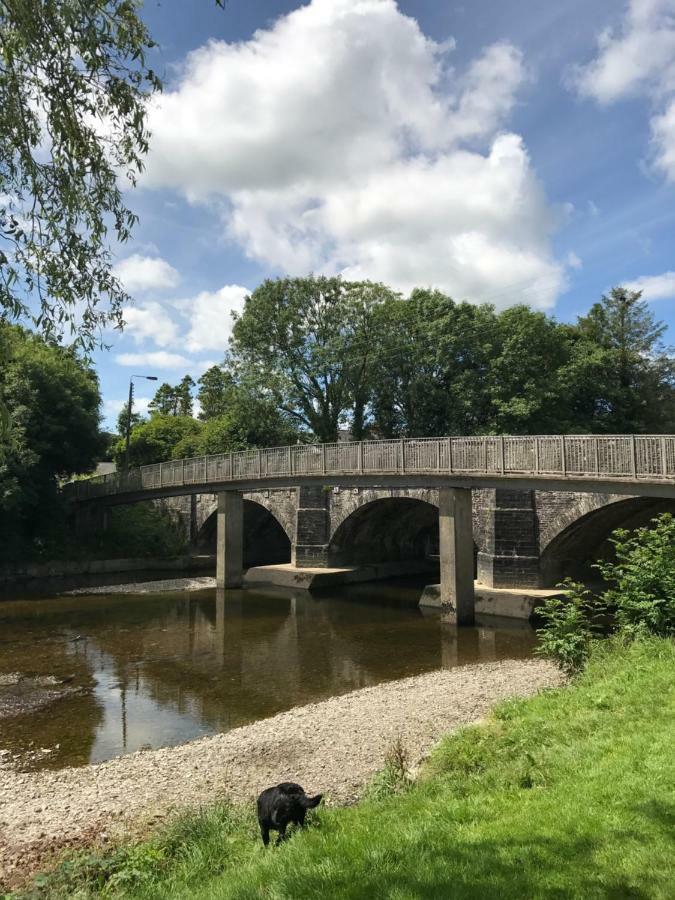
[125,374,157,470]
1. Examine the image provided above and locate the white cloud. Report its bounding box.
[115,351,193,369]
[567,251,583,270]
[572,0,675,180]
[114,254,180,293]
[141,0,564,309]
[174,285,249,352]
[624,270,675,299]
[122,301,179,347]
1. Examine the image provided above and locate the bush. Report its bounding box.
[87,505,188,559]
[535,581,603,675]
[597,513,675,638]
[536,513,675,673]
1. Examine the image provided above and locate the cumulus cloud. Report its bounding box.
[624,270,675,300]
[175,285,249,352]
[122,301,179,347]
[572,0,675,180]
[141,0,565,308]
[114,254,180,293]
[115,351,194,369]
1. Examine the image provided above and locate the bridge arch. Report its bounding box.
[197,498,292,568]
[539,495,675,586]
[328,496,440,567]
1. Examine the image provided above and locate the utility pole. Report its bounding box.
[125,374,157,470]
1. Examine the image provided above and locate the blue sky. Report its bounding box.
[96,0,675,428]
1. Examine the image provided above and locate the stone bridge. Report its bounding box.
[158,485,674,591]
[69,435,675,624]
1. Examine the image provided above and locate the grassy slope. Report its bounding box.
[19,638,675,900]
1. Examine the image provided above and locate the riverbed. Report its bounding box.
[0,579,537,771]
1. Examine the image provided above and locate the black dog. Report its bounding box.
[256,782,322,846]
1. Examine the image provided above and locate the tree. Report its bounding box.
[371,290,495,437]
[231,276,396,442]
[577,287,675,432]
[0,1,161,350]
[197,365,236,420]
[113,415,201,467]
[196,393,298,454]
[0,322,104,558]
[175,375,195,417]
[116,401,143,437]
[148,382,178,417]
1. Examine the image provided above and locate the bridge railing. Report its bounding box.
[66,434,675,501]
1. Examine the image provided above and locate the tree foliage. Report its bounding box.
[231,276,397,442]
[148,376,195,417]
[0,322,104,558]
[113,414,200,467]
[0,0,162,350]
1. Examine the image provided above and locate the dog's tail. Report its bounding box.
[301,793,323,809]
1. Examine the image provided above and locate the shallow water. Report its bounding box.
[0,579,536,771]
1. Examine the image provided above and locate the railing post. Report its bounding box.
[560,436,566,476]
[448,437,453,473]
[287,445,292,475]
[400,438,406,472]
[322,444,326,475]
[358,441,364,473]
[534,437,540,474]
[630,435,637,478]
[594,437,600,475]
[257,449,262,478]
[436,439,441,471]
[182,457,186,485]
[499,436,505,474]
[661,436,668,476]
[483,438,488,472]
[159,462,164,486]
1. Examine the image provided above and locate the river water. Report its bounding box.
[0,579,536,771]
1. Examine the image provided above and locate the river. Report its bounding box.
[0,578,536,771]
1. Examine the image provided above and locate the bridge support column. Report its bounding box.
[439,487,475,625]
[216,491,243,589]
[475,489,541,588]
[293,486,330,567]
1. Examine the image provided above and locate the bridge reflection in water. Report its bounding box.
[0,582,535,771]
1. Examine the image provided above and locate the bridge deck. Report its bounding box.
[67,435,675,503]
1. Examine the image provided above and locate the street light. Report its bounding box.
[125,374,158,470]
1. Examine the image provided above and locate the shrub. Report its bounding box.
[536,513,675,673]
[596,513,675,638]
[535,581,603,675]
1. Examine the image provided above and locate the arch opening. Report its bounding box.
[540,497,675,587]
[197,500,291,568]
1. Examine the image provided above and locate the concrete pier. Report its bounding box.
[439,487,475,625]
[216,491,243,589]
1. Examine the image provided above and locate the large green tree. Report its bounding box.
[0,322,104,557]
[0,0,161,350]
[371,290,495,437]
[113,415,200,467]
[197,364,237,420]
[231,276,397,443]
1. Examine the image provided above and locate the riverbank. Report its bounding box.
[11,638,674,900]
[0,658,561,887]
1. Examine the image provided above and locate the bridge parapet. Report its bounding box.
[67,434,675,502]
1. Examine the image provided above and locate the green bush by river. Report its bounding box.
[14,636,675,900]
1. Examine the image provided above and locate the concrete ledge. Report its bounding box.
[0,555,215,585]
[418,581,566,620]
[245,559,437,590]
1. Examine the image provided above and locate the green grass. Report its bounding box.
[14,637,675,900]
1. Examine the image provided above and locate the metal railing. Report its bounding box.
[65,434,675,502]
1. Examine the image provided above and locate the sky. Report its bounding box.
[95,0,675,428]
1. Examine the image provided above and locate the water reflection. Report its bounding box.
[0,580,536,771]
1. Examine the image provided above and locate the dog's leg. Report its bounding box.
[260,823,270,847]
[275,824,288,845]
[297,809,307,827]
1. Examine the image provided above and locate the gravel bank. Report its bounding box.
[0,658,563,885]
[63,576,216,595]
